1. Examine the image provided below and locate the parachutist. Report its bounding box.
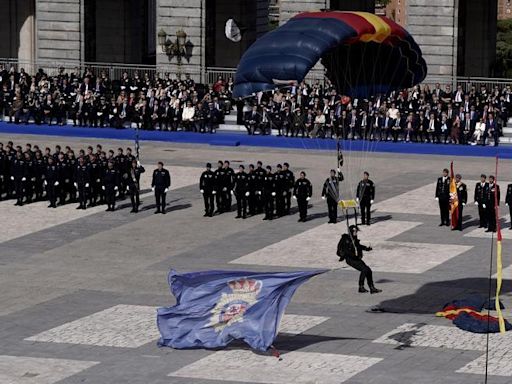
[337,225,381,294]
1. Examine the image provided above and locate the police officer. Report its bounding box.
[247,164,258,216]
[474,174,489,228]
[293,171,312,222]
[214,161,225,214]
[0,144,6,200]
[12,152,27,206]
[199,162,215,217]
[263,165,276,220]
[254,161,267,213]
[233,164,249,219]
[33,151,46,201]
[66,151,77,202]
[23,151,34,204]
[454,174,467,231]
[103,161,119,211]
[356,171,375,226]
[115,148,128,199]
[486,175,500,232]
[337,225,381,294]
[88,154,101,206]
[506,183,512,229]
[435,168,450,226]
[283,163,295,215]
[223,160,234,212]
[151,161,171,214]
[74,156,91,210]
[322,169,341,224]
[127,159,145,213]
[44,156,60,208]
[275,164,286,217]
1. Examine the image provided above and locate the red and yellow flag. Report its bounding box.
[494,156,506,333]
[449,162,459,230]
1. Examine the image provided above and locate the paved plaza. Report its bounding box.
[1,133,512,384]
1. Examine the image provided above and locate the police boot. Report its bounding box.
[370,286,382,294]
[358,286,369,293]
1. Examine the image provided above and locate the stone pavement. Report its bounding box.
[1,133,512,383]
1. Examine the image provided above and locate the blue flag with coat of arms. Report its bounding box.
[157,269,327,351]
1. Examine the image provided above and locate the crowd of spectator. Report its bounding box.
[0,64,511,146]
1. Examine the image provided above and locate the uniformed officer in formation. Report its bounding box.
[293,171,312,222]
[200,163,215,217]
[506,183,512,229]
[283,163,295,215]
[474,174,489,228]
[486,175,500,233]
[214,161,226,213]
[435,168,450,226]
[322,169,342,224]
[127,159,145,213]
[356,171,375,226]
[44,156,59,208]
[74,156,91,210]
[275,164,286,217]
[151,161,171,214]
[103,161,119,211]
[337,225,381,294]
[454,174,467,231]
[263,165,276,220]
[233,165,249,219]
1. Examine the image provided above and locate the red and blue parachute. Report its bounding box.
[233,11,427,99]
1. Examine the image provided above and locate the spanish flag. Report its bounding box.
[449,162,459,230]
[494,156,506,333]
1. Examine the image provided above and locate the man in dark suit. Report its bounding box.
[474,174,489,228]
[244,105,260,135]
[486,175,500,232]
[435,168,450,226]
[454,174,467,231]
[483,113,498,146]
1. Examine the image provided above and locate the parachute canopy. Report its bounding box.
[232,11,427,99]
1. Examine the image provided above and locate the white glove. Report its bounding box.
[293,195,297,200]
[222,187,227,192]
[43,180,47,186]
[356,198,359,203]
[507,203,509,207]
[85,183,89,188]
[337,168,341,172]
[151,187,155,192]
[22,177,26,181]
[200,189,204,193]
[10,176,14,180]
[212,190,216,195]
[257,191,261,195]
[74,182,78,188]
[483,204,487,209]
[126,185,130,191]
[370,199,374,204]
[475,201,478,206]
[102,185,105,190]
[272,192,276,197]
[245,192,250,197]
[462,202,466,206]
[164,188,169,193]
[54,181,59,186]
[114,186,118,191]
[231,190,234,195]
[96,178,100,182]
[435,197,439,201]
[31,177,36,182]
[137,160,141,166]
[306,197,311,201]
[322,196,326,200]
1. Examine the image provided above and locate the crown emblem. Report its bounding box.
[227,278,262,294]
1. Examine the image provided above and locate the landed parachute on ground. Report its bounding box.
[232,11,427,99]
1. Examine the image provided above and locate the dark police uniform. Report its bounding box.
[283,168,295,214]
[152,167,171,213]
[247,170,258,216]
[127,164,145,212]
[12,156,27,206]
[254,166,267,213]
[74,163,91,209]
[337,232,377,292]
[322,176,340,224]
[103,167,120,211]
[356,178,375,225]
[200,169,216,217]
[223,167,234,212]
[263,172,276,220]
[214,166,226,213]
[33,156,46,201]
[474,181,489,228]
[293,177,312,221]
[435,175,450,226]
[275,169,287,217]
[115,154,128,199]
[486,182,500,232]
[506,184,512,229]
[233,170,249,218]
[455,181,467,231]
[44,162,60,207]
